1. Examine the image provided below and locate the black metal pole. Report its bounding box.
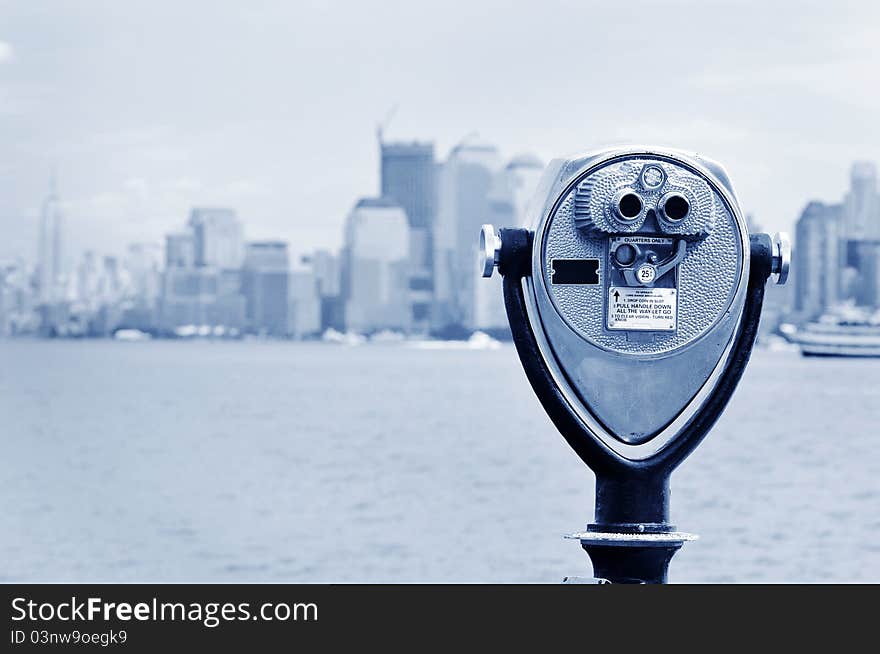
[594,473,669,526]
[577,473,687,584]
[580,539,683,584]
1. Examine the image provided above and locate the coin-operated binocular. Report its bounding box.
[481,147,789,583]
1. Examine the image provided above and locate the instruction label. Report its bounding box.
[607,286,677,331]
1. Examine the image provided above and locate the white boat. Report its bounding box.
[321,328,366,346]
[785,309,880,358]
[174,324,198,338]
[113,329,151,342]
[406,331,503,350]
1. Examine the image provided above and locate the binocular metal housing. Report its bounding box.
[481,146,790,583]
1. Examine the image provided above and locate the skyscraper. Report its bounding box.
[242,241,290,336]
[188,208,245,269]
[75,251,100,310]
[38,174,63,303]
[794,201,841,318]
[159,267,221,332]
[288,269,321,338]
[852,242,880,307]
[433,141,500,331]
[309,249,344,331]
[492,153,544,228]
[342,198,410,333]
[310,249,341,298]
[837,162,880,306]
[124,242,163,306]
[98,256,122,306]
[166,233,196,268]
[472,154,544,331]
[160,215,246,335]
[381,141,436,231]
[381,141,436,331]
[843,162,879,241]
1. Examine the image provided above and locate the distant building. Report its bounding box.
[342,197,410,333]
[158,267,246,334]
[0,260,35,336]
[160,268,217,330]
[836,162,880,307]
[492,153,544,228]
[213,270,248,330]
[433,141,500,331]
[157,208,250,335]
[381,141,436,232]
[308,249,344,331]
[160,224,247,334]
[794,201,841,318]
[188,208,244,269]
[309,249,341,297]
[38,175,63,303]
[850,241,880,307]
[118,272,160,331]
[289,270,321,338]
[166,233,196,268]
[0,265,11,336]
[75,251,100,310]
[242,241,289,336]
[65,251,132,336]
[98,256,122,307]
[843,162,879,241]
[124,242,163,306]
[473,154,544,331]
[381,141,436,331]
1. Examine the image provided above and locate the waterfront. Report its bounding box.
[1,339,878,583]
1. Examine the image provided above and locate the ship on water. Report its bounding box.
[782,306,880,358]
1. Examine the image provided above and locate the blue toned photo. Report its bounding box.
[0,1,878,587]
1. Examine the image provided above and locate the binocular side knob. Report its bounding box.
[480,224,502,278]
[770,231,791,285]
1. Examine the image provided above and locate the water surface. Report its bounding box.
[1,340,877,582]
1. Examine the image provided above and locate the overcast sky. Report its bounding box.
[1,0,878,267]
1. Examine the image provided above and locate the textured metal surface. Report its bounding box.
[568,531,698,545]
[573,159,715,237]
[544,156,742,356]
[523,147,750,455]
[495,150,769,583]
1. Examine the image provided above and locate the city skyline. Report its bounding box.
[11,151,880,275]
[2,1,880,267]
[0,128,551,338]
[794,161,880,318]
[3,137,544,272]
[4,144,880,340]
[7,143,880,302]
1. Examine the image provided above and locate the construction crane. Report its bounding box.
[376,104,398,146]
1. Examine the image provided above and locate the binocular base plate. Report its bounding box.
[568,531,699,547]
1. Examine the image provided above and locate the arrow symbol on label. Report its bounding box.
[613,290,620,302]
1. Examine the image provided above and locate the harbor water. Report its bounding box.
[1,339,878,583]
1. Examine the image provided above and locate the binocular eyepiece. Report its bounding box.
[481,147,790,583]
[612,189,690,225]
